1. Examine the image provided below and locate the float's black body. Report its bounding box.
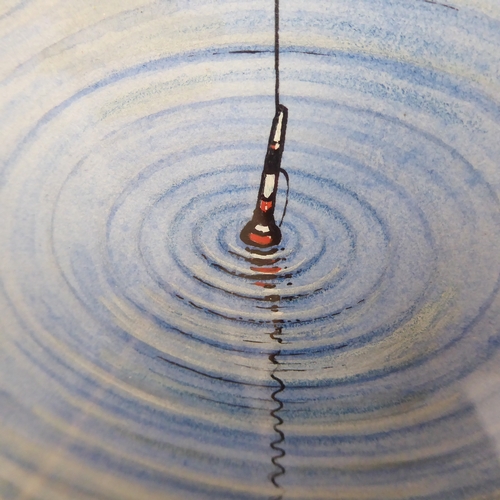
[240,105,288,247]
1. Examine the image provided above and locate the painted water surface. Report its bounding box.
[2,0,500,499]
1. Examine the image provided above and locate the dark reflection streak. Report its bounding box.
[228,49,266,54]
[279,289,324,300]
[301,50,329,57]
[244,247,279,256]
[286,343,349,356]
[215,49,333,58]
[157,356,273,388]
[148,369,270,409]
[423,0,458,10]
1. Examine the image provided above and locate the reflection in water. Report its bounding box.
[247,248,286,500]
[242,244,288,498]
[269,321,286,500]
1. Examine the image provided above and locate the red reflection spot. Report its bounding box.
[251,267,281,274]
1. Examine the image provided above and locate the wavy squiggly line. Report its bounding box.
[269,324,286,499]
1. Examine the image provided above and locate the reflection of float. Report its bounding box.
[240,104,289,248]
[242,244,286,499]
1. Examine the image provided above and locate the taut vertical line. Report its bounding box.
[274,0,280,110]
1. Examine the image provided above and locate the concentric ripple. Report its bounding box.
[2,1,500,499]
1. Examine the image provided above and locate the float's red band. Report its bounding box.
[249,233,273,245]
[259,200,273,212]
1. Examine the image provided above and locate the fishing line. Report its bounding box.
[275,0,280,110]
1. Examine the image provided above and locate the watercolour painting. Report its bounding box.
[2,0,500,499]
